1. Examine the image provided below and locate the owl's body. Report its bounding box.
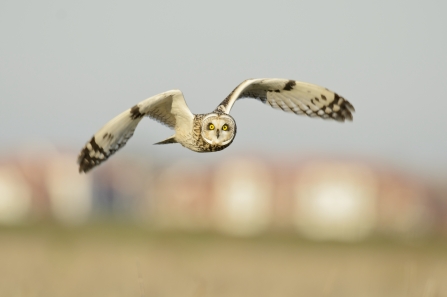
[160,112,237,153]
[78,78,354,173]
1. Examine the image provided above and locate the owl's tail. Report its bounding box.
[154,135,177,145]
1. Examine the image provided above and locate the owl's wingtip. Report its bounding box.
[77,155,94,174]
[77,136,107,174]
[345,101,355,112]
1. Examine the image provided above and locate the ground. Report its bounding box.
[0,223,446,297]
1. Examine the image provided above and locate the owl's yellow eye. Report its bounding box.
[222,124,228,131]
[208,123,215,130]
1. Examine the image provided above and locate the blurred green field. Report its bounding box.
[1,223,446,297]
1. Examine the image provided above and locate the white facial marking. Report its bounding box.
[201,114,235,146]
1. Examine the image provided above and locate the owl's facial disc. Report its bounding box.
[201,114,236,146]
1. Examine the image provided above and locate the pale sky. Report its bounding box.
[1,1,446,175]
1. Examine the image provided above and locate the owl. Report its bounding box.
[78,78,355,173]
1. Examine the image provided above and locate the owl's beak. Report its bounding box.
[216,129,220,139]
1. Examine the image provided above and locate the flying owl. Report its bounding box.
[78,78,355,173]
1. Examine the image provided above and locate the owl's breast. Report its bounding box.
[182,135,233,153]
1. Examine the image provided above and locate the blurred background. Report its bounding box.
[1,0,446,296]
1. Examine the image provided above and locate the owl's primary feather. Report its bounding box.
[215,78,354,121]
[78,78,354,173]
[78,90,193,172]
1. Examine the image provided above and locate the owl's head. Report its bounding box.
[201,113,236,146]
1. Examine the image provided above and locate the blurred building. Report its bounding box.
[213,157,273,236]
[376,170,434,237]
[45,154,92,224]
[0,147,446,240]
[150,160,212,229]
[293,160,377,241]
[0,165,32,224]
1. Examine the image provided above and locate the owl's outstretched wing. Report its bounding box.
[215,78,354,121]
[77,89,193,173]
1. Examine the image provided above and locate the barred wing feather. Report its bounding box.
[216,78,354,122]
[77,90,192,173]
